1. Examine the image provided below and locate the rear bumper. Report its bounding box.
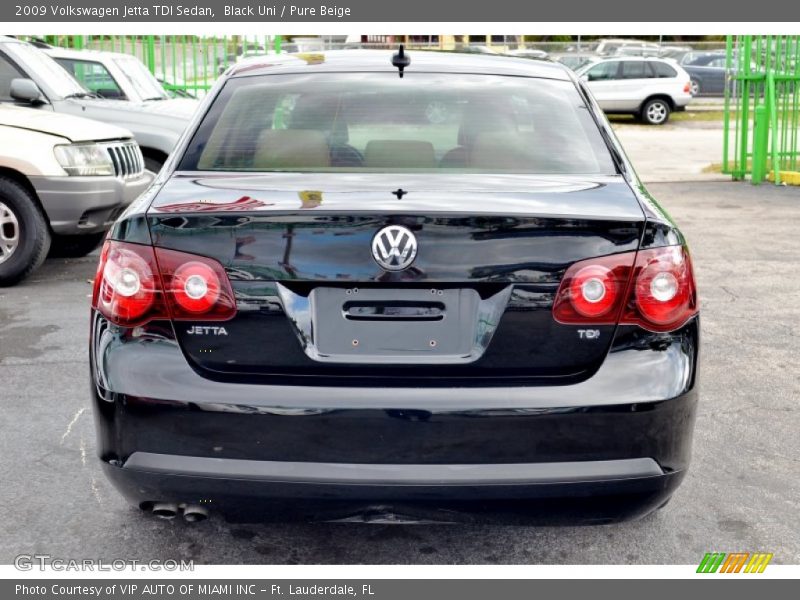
[91,317,699,522]
[30,173,152,234]
[103,457,685,524]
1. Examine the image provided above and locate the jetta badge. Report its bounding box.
[371,225,418,271]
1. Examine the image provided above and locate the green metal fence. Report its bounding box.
[32,35,282,97]
[723,35,800,185]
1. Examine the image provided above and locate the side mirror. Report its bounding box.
[10,78,46,105]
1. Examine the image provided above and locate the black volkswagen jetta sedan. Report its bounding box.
[90,50,699,524]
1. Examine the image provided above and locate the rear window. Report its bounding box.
[180,72,616,175]
[651,61,678,78]
[621,61,648,79]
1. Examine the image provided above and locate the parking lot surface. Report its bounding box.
[614,120,727,183]
[1,177,798,565]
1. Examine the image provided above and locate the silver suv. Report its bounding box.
[576,57,693,124]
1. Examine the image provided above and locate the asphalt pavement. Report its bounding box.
[614,120,727,183]
[1,171,798,563]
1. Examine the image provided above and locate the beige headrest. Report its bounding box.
[253,129,330,169]
[364,140,436,169]
[469,132,530,170]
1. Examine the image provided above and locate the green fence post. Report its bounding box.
[274,35,282,54]
[767,73,781,185]
[145,35,156,72]
[722,35,733,175]
[738,36,752,180]
[752,105,769,184]
[159,35,166,85]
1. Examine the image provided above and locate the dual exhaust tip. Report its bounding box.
[149,502,209,523]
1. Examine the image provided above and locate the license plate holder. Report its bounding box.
[311,287,480,363]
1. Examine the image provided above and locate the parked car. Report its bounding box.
[594,38,660,56]
[45,47,172,102]
[564,42,599,53]
[0,37,199,171]
[0,105,150,285]
[678,51,726,66]
[614,45,693,59]
[458,45,499,55]
[614,45,662,58]
[553,53,598,71]
[90,50,699,524]
[507,48,549,60]
[576,57,693,124]
[679,52,728,96]
[657,45,696,60]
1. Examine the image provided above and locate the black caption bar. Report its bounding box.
[4,579,796,599]
[2,0,798,21]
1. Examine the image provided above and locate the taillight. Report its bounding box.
[93,241,162,326]
[171,262,221,313]
[155,248,236,320]
[568,265,620,318]
[622,245,697,331]
[553,253,634,325]
[553,245,697,332]
[91,240,235,326]
[683,81,691,93]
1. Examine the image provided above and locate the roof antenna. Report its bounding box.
[391,44,410,78]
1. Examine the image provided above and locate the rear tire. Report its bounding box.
[689,79,700,96]
[0,176,51,286]
[640,98,671,125]
[48,232,106,258]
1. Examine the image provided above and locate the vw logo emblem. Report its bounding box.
[371,225,418,271]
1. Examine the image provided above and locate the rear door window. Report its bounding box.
[621,61,649,79]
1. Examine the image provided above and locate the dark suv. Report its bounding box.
[90,50,699,524]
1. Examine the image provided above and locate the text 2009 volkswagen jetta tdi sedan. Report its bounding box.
[90,50,699,524]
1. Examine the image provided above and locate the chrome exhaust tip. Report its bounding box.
[182,505,209,523]
[151,502,179,519]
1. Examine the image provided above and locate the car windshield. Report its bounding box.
[7,43,87,98]
[54,58,125,99]
[180,72,616,175]
[113,56,168,100]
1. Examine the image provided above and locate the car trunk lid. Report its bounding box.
[146,173,644,383]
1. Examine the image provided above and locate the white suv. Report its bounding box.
[0,105,151,285]
[576,57,693,125]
